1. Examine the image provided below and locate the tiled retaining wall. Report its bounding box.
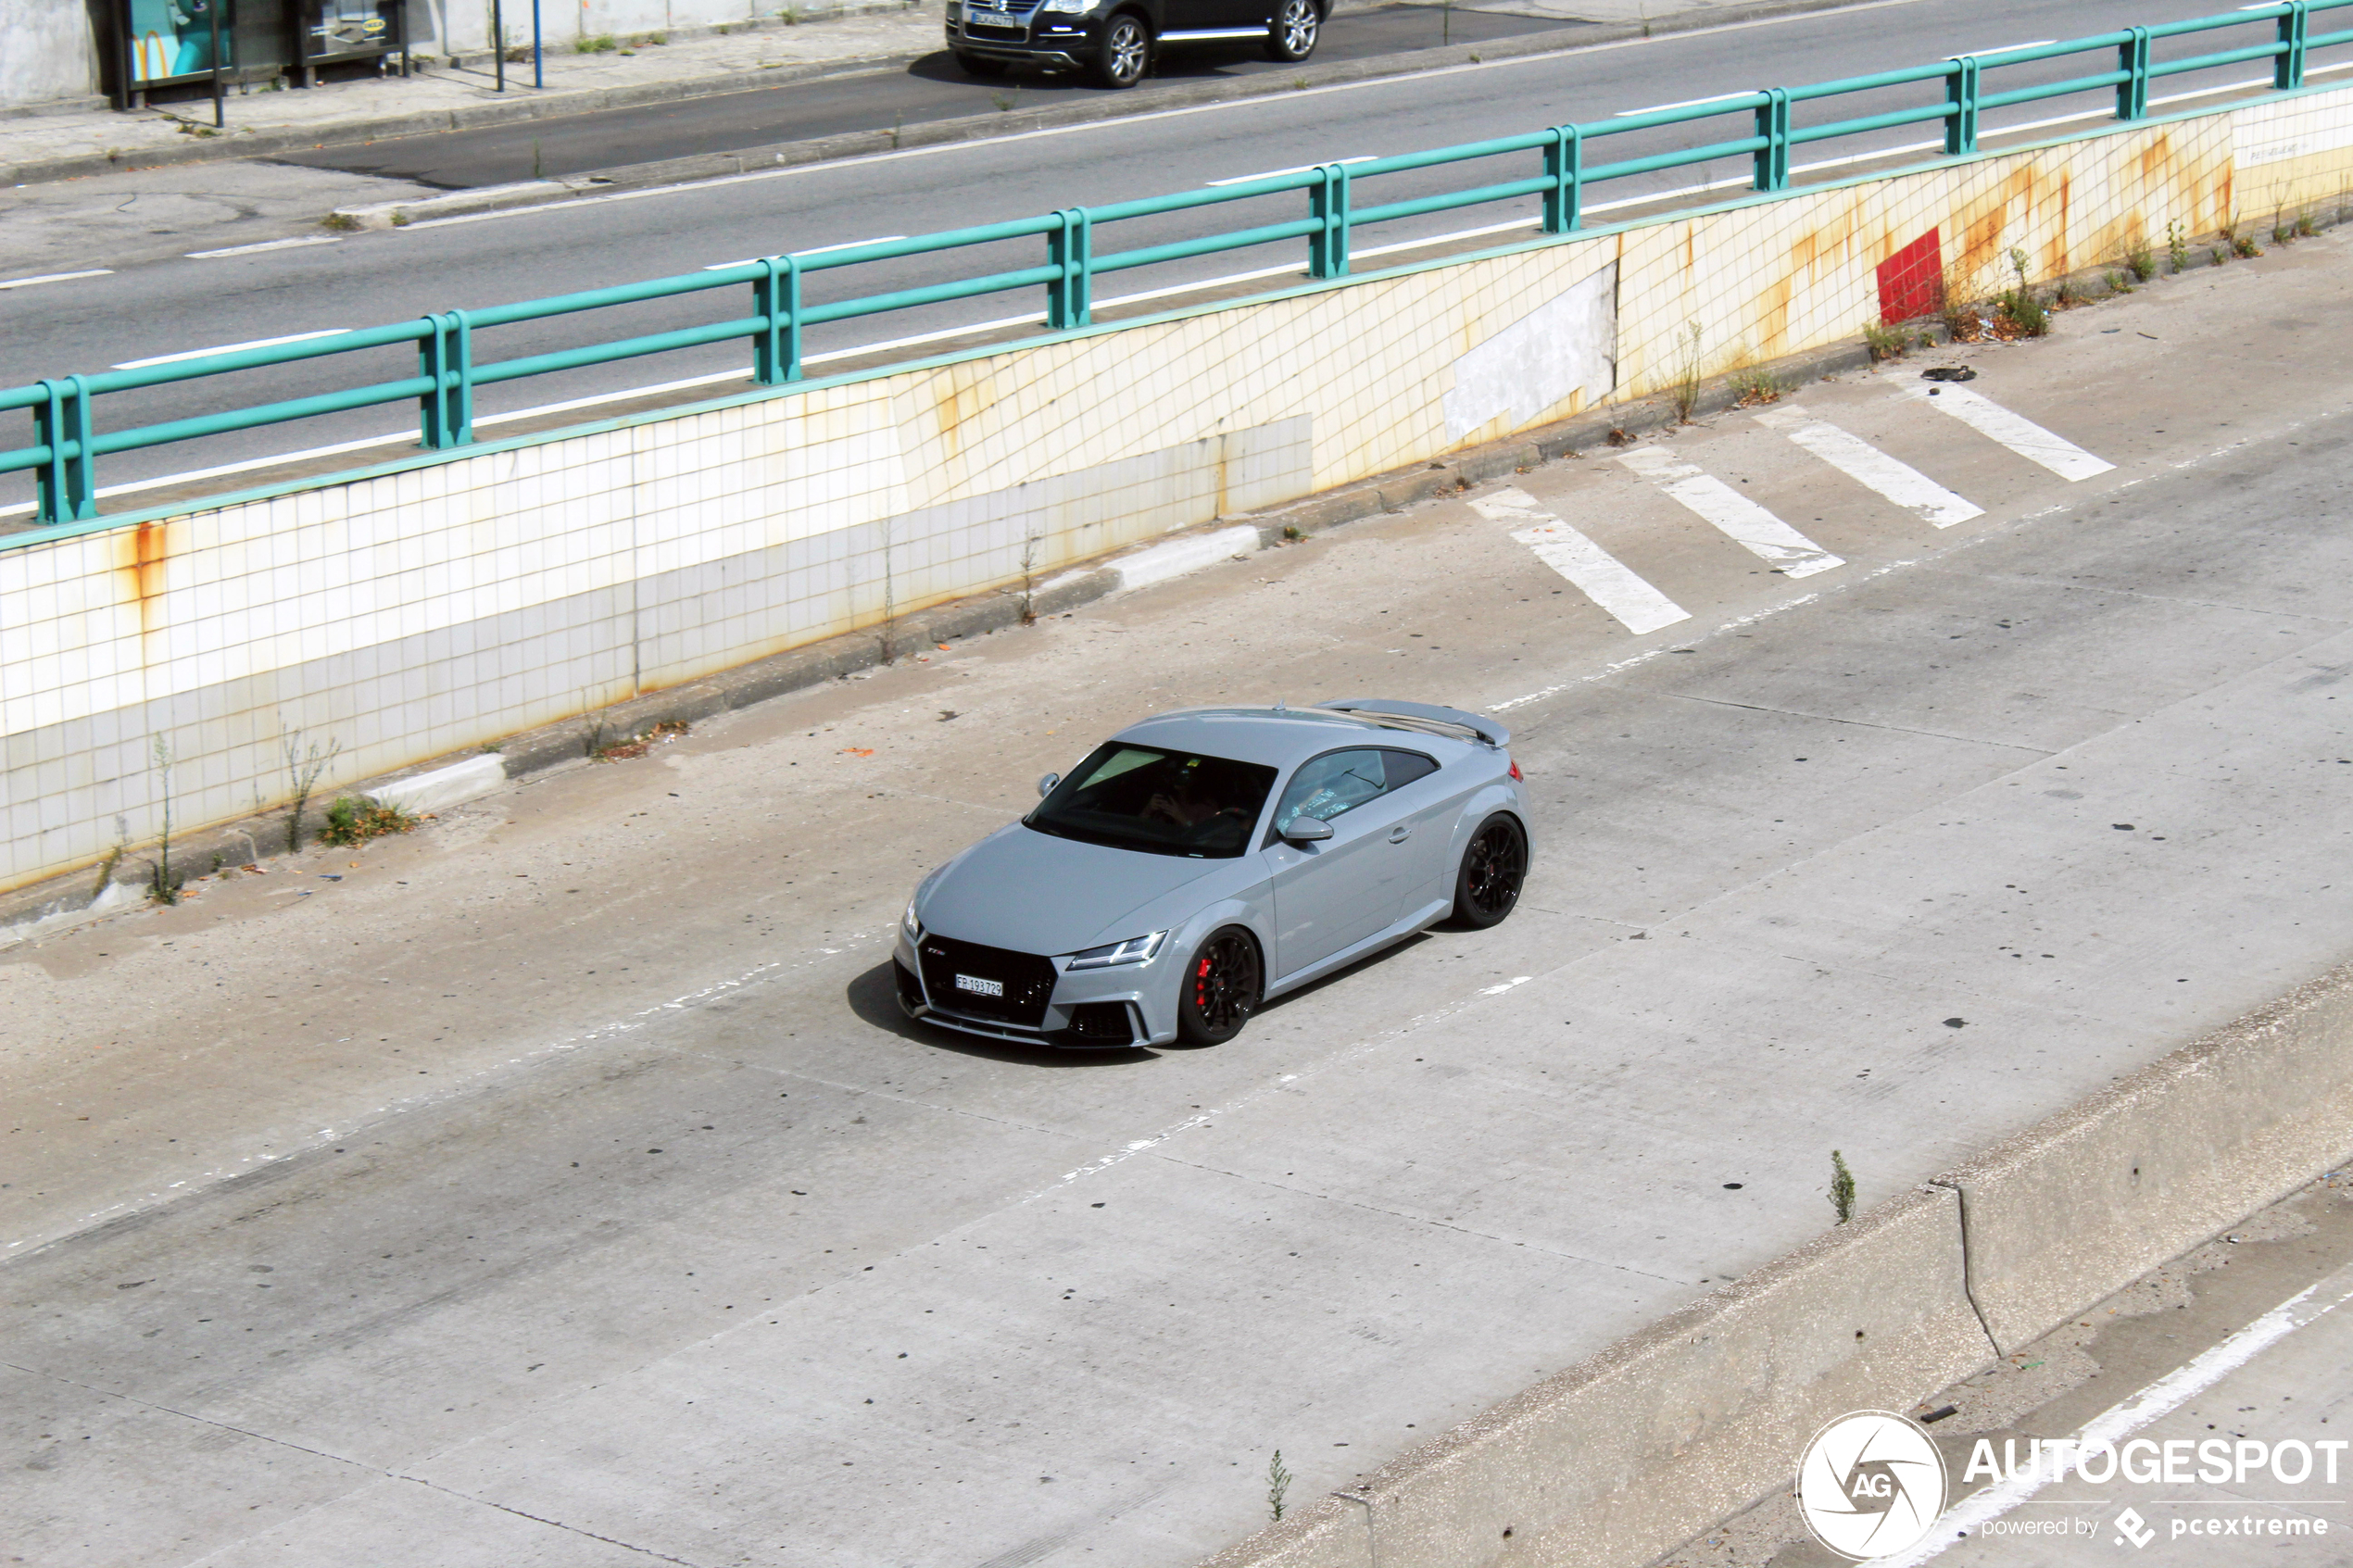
[5,83,2352,895]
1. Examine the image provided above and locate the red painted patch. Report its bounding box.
[1876,229,1943,324]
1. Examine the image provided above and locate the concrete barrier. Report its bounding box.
[1201,960,2353,1568]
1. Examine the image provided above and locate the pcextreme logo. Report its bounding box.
[1795,1411,1951,1561]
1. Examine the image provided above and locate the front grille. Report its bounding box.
[1064,1001,1136,1046]
[917,935,1056,1027]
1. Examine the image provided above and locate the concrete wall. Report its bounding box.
[1,0,102,109]
[1203,963,2353,1568]
[6,83,2353,897]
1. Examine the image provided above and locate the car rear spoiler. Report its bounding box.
[1315,698,1510,749]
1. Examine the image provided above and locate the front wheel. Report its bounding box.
[1264,0,1319,61]
[1091,13,1151,88]
[1452,814,1527,929]
[1176,926,1262,1045]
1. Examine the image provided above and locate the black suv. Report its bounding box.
[947,0,1324,88]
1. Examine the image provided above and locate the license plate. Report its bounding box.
[954,973,1004,997]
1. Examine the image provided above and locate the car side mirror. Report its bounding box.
[1038,772,1061,798]
[1282,818,1333,844]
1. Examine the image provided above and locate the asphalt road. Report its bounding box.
[0,0,2298,516]
[6,228,2353,1567]
[275,5,1588,190]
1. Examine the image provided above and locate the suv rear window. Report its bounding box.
[1026,744,1277,858]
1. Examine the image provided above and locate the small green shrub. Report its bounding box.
[2126,244,2156,282]
[321,797,419,847]
[1863,319,1908,361]
[2166,220,2189,272]
[577,31,618,51]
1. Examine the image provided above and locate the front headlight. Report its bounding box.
[1041,0,1093,14]
[1066,931,1167,970]
[901,897,922,944]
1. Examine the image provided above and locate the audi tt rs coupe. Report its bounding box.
[894,698,1530,1049]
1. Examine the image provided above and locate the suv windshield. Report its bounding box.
[1027,743,1277,859]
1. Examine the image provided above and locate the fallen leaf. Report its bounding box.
[841,746,875,758]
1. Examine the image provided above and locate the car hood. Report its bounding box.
[916,822,1233,956]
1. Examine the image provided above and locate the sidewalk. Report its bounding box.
[0,0,939,186]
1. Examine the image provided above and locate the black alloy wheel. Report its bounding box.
[1265,0,1318,61]
[1093,13,1151,87]
[955,52,1010,75]
[1453,814,1527,929]
[1177,926,1262,1045]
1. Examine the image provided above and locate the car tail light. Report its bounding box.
[1508,759,1523,782]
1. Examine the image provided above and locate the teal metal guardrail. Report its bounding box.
[6,0,2352,527]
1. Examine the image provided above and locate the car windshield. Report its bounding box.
[1026,743,1277,859]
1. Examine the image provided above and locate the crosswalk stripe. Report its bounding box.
[1753,405,1985,528]
[1470,487,1692,635]
[1902,383,2116,481]
[1615,447,1846,578]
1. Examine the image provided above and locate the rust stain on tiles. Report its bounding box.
[113,519,172,646]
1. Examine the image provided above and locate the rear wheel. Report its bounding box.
[1176,925,1262,1045]
[1452,814,1527,929]
[1091,13,1150,87]
[1264,0,1318,61]
[954,52,1010,75]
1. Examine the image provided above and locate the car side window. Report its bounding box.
[1380,749,1439,789]
[1272,748,1392,836]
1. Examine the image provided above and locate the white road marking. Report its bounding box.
[184,235,345,259]
[1206,157,1372,186]
[1753,404,1983,527]
[1881,1256,2353,1566]
[0,269,114,290]
[1615,446,1845,577]
[1616,89,1755,116]
[1904,383,2115,481]
[112,329,353,370]
[1953,37,2055,56]
[701,235,908,269]
[1470,487,1691,635]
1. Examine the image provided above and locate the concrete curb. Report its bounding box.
[6,0,1894,192]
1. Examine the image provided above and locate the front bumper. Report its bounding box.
[895,929,1176,1048]
[945,7,1103,67]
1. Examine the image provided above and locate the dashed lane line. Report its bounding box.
[1470,486,1692,635]
[1616,445,1846,578]
[1754,403,1985,527]
[1904,383,2117,482]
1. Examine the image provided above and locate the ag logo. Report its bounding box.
[1795,1411,1949,1561]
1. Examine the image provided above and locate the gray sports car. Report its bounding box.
[893,698,1530,1049]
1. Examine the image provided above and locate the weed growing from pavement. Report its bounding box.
[1267,1450,1293,1522]
[281,729,342,854]
[2126,243,2157,282]
[321,797,419,847]
[1863,319,1909,361]
[2106,270,2133,295]
[146,738,184,906]
[1671,320,1704,422]
[1729,364,1784,406]
[990,88,1018,111]
[321,211,360,232]
[2297,209,2318,237]
[1830,1149,1856,1224]
[2167,220,2189,272]
[1994,247,2049,338]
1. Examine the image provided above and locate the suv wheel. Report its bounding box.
[1092,12,1150,87]
[1265,0,1318,61]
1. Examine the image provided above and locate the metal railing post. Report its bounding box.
[1047,208,1093,330]
[1753,87,1792,192]
[753,256,803,384]
[1945,55,1981,156]
[2118,27,2152,119]
[32,376,96,525]
[1542,123,1584,233]
[1310,162,1352,279]
[2279,0,2309,89]
[418,310,474,449]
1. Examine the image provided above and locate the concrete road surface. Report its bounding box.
[6,231,2353,1566]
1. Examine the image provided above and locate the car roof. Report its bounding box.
[1109,707,1474,771]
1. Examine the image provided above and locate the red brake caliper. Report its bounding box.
[1197,955,1212,1007]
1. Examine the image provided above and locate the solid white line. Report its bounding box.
[1880,1257,2353,1566]
[1952,38,2055,56]
[1754,405,1983,527]
[701,235,909,269]
[0,269,114,291]
[1904,384,2115,481]
[112,329,353,370]
[1616,89,1754,116]
[1207,156,1371,186]
[184,235,345,259]
[1470,486,1692,634]
[1616,447,1845,577]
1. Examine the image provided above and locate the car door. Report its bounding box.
[1160,0,1262,43]
[1375,747,1461,922]
[1258,747,1415,979]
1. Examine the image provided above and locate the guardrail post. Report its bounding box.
[1543,123,1584,233]
[32,375,96,525]
[1753,87,1792,192]
[1048,208,1092,330]
[1310,162,1352,280]
[1945,55,1981,156]
[753,255,803,384]
[2117,27,2151,119]
[2279,0,2309,89]
[418,310,473,449]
